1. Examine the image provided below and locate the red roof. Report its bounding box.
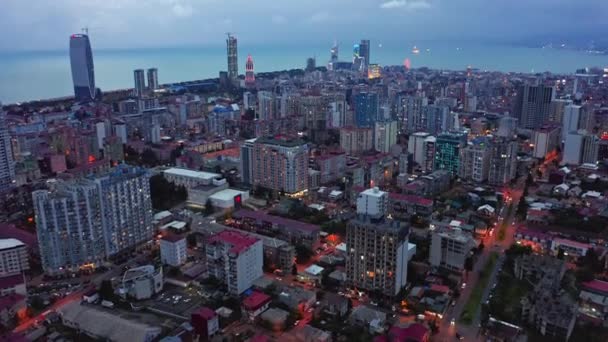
[193,307,216,320]
[249,334,270,342]
[429,284,451,294]
[233,210,320,233]
[582,280,608,295]
[242,291,271,311]
[389,192,433,206]
[0,224,37,249]
[0,274,24,290]
[208,230,259,254]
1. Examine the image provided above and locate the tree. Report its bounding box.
[149,174,187,210]
[204,199,215,216]
[141,148,160,166]
[99,280,114,300]
[464,256,474,272]
[291,263,298,275]
[295,244,313,264]
[186,233,197,247]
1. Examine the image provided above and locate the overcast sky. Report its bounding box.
[1,0,607,51]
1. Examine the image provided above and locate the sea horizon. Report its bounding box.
[1,41,607,104]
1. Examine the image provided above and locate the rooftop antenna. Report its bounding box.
[81,27,89,35]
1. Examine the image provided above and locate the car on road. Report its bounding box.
[450,318,455,326]
[456,332,464,340]
[294,320,300,326]
[461,282,466,289]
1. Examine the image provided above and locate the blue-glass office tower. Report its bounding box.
[354,92,379,128]
[69,34,96,102]
[434,131,467,176]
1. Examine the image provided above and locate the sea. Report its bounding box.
[0,41,607,104]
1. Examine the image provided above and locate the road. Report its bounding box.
[433,178,525,342]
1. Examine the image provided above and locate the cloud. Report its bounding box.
[171,3,193,17]
[380,0,432,10]
[272,15,286,25]
[310,11,330,23]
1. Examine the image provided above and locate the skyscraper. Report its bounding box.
[226,34,238,83]
[434,131,467,176]
[513,84,555,129]
[133,69,146,97]
[359,39,370,69]
[0,105,15,192]
[459,137,491,183]
[328,41,339,70]
[354,92,379,128]
[33,165,153,274]
[147,68,159,91]
[306,57,316,72]
[245,54,255,87]
[69,34,96,102]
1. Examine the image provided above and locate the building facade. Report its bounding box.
[69,34,96,101]
[251,136,309,194]
[434,132,467,176]
[0,239,29,276]
[206,230,263,295]
[514,84,554,129]
[0,108,15,192]
[374,120,398,153]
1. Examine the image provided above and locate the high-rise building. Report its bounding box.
[226,34,238,83]
[374,120,398,153]
[0,239,29,276]
[488,137,518,185]
[69,34,96,102]
[422,105,453,134]
[33,165,153,274]
[423,136,437,172]
[346,187,409,297]
[359,39,370,70]
[243,91,256,110]
[205,230,263,295]
[240,138,256,185]
[549,99,572,124]
[563,131,598,166]
[582,134,599,165]
[562,104,582,142]
[306,57,316,72]
[257,91,276,121]
[532,127,560,159]
[459,137,491,183]
[147,68,159,91]
[160,235,187,267]
[0,107,15,192]
[245,54,255,87]
[133,69,146,98]
[354,92,379,128]
[513,84,555,129]
[399,95,429,132]
[328,41,339,70]
[252,136,309,194]
[434,132,467,176]
[408,132,430,166]
[340,127,373,155]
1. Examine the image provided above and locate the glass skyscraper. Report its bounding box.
[354,92,379,128]
[69,34,96,102]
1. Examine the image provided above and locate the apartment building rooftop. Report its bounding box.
[233,210,320,233]
[208,230,259,254]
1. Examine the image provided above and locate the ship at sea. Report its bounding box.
[412,46,420,54]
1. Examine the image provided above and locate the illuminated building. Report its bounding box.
[245,54,255,87]
[488,137,518,185]
[251,136,309,194]
[354,92,379,128]
[429,226,476,271]
[434,131,467,176]
[69,33,97,102]
[226,33,238,83]
[459,137,491,183]
[367,64,381,79]
[33,165,153,275]
[346,188,410,297]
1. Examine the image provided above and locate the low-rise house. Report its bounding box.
[242,291,272,321]
[321,293,349,317]
[349,305,387,334]
[0,294,25,327]
[579,279,608,321]
[260,308,289,331]
[278,286,316,311]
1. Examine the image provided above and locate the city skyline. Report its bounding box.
[2,0,608,51]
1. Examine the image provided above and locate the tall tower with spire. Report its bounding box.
[245,54,255,88]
